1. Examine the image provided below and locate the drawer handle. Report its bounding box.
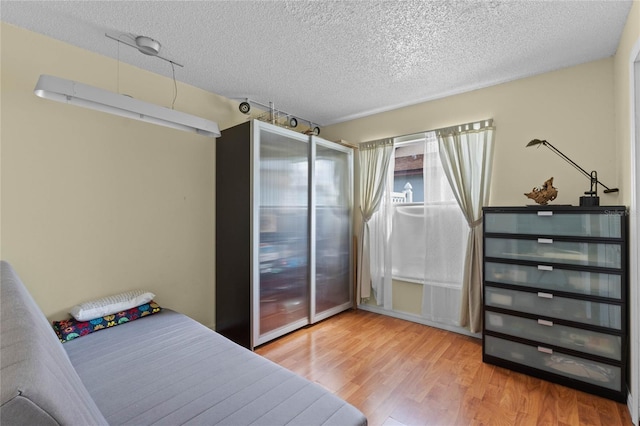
[538,265,553,271]
[537,319,553,327]
[537,346,553,354]
[538,211,553,217]
[538,238,553,244]
[538,292,553,299]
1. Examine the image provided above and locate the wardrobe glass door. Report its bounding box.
[313,139,353,320]
[255,124,310,345]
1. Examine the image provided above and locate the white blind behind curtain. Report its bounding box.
[390,134,467,327]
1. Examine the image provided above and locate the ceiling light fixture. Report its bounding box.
[134,36,161,56]
[34,74,221,137]
[238,98,320,135]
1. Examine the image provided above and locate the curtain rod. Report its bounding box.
[437,119,494,135]
[361,118,494,145]
[333,139,359,149]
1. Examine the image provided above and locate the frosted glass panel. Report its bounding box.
[315,143,351,315]
[258,129,309,335]
[485,311,622,360]
[485,212,622,238]
[484,262,622,299]
[485,287,621,329]
[485,238,621,269]
[485,336,621,391]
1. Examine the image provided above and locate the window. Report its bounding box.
[390,132,468,292]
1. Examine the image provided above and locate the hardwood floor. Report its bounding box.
[255,309,633,426]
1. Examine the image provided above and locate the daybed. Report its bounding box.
[0,261,367,425]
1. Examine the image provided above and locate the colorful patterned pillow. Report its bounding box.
[53,301,162,343]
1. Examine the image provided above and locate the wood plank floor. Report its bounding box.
[255,309,633,426]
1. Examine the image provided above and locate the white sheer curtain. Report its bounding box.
[388,134,467,325]
[358,139,394,302]
[421,136,468,325]
[437,120,495,333]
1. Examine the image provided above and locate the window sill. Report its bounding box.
[391,276,463,289]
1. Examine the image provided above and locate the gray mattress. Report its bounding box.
[63,309,366,426]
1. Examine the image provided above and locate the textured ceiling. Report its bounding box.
[1,0,633,126]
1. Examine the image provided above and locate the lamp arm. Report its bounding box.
[541,140,591,180]
[539,140,619,193]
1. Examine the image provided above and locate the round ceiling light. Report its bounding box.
[135,36,161,56]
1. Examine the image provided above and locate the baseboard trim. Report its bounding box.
[357,304,481,339]
[627,389,638,426]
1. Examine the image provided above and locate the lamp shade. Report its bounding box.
[34,75,220,137]
[526,139,545,147]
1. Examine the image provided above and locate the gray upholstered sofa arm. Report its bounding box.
[0,261,108,426]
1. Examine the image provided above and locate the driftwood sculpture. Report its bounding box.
[524,177,558,205]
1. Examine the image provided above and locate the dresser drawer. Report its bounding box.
[485,237,621,269]
[484,335,621,391]
[485,311,622,361]
[485,286,621,329]
[485,262,622,299]
[485,211,622,238]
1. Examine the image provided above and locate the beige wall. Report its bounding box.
[391,280,422,315]
[612,0,640,420]
[0,23,248,326]
[323,58,620,208]
[614,0,640,206]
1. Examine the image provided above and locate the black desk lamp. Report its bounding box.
[526,139,619,206]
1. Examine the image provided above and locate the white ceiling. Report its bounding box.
[1,0,633,127]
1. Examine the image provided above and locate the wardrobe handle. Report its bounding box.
[538,292,553,299]
[538,319,553,327]
[538,265,553,271]
[538,211,553,217]
[538,238,553,244]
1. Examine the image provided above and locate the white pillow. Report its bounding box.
[70,290,155,321]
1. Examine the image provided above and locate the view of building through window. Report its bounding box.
[392,132,454,205]
[393,142,424,203]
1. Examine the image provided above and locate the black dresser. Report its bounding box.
[482,206,628,402]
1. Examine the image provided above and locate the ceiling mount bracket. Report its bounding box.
[105,32,183,67]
